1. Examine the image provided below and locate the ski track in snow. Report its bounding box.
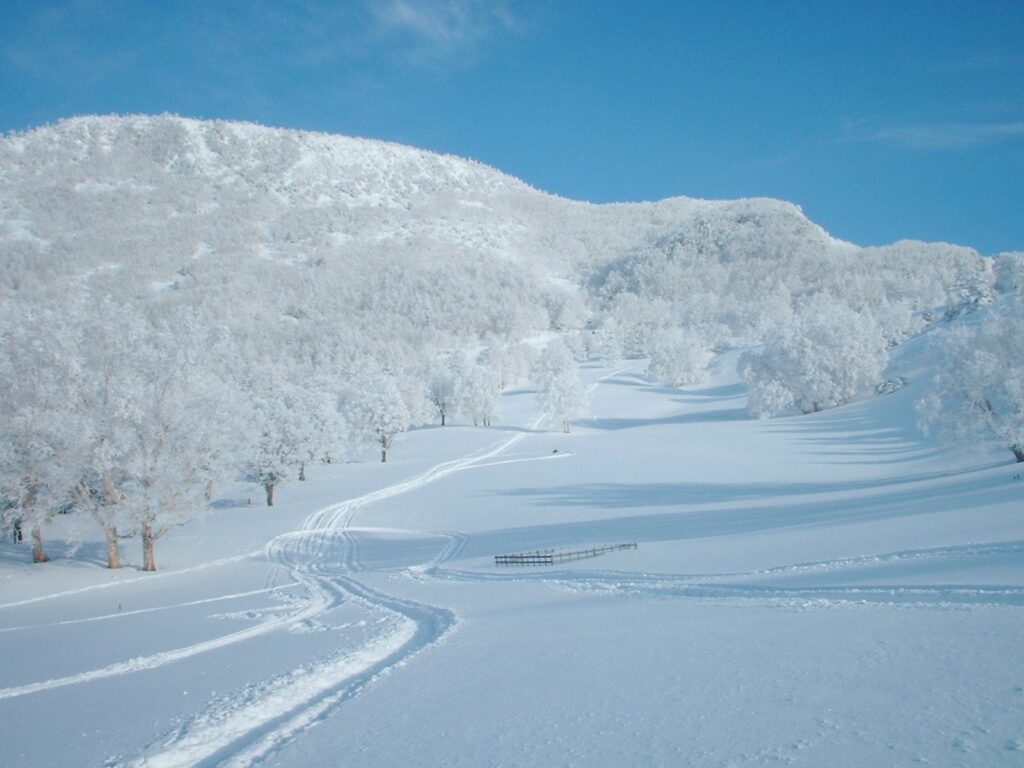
[7,362,1022,766]
[106,368,632,765]
[0,552,258,611]
[102,382,569,768]
[424,539,1024,609]
[0,585,298,634]
[0,585,330,702]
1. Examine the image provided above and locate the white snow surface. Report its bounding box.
[2,353,1023,767]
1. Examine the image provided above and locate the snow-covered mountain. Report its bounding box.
[3,115,1023,768]
[1,114,839,282]
[0,114,993,355]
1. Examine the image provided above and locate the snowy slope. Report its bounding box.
[0,115,983,315]
[0,114,841,279]
[2,113,1020,767]
[1,341,1022,767]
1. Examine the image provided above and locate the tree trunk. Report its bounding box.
[31,526,49,563]
[381,448,387,463]
[141,523,157,572]
[265,483,275,507]
[441,411,446,426]
[299,462,306,481]
[1012,444,1024,463]
[104,525,121,569]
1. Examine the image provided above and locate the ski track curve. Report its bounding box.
[107,382,577,768]
[0,584,331,702]
[423,539,1024,610]
[0,585,298,635]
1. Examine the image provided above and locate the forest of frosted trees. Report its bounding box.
[2,115,1022,569]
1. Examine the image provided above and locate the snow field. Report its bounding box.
[1,355,1022,767]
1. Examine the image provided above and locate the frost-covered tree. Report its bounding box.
[291,375,349,481]
[534,339,589,433]
[67,301,147,569]
[481,344,535,390]
[741,295,888,417]
[870,297,924,347]
[994,252,1024,296]
[943,257,996,319]
[603,294,673,359]
[28,298,241,570]
[646,328,709,387]
[593,316,625,361]
[456,364,502,426]
[83,305,236,570]
[427,365,457,426]
[126,355,233,571]
[347,374,410,462]
[0,309,77,563]
[248,380,308,507]
[917,299,1024,462]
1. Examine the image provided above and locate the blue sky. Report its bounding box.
[2,1,1022,254]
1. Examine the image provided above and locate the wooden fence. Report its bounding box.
[494,543,637,567]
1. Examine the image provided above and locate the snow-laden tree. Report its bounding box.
[456,363,502,426]
[0,308,78,563]
[741,295,888,417]
[917,298,1024,462]
[534,339,589,433]
[870,297,924,347]
[561,331,594,364]
[603,294,673,359]
[646,328,709,387]
[85,304,238,570]
[247,379,309,507]
[29,297,242,571]
[593,316,625,361]
[127,351,235,571]
[480,343,535,390]
[994,252,1024,296]
[395,372,434,427]
[943,256,996,319]
[346,374,410,462]
[291,375,350,481]
[67,299,150,569]
[427,364,457,426]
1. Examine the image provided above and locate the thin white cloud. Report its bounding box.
[847,120,1024,150]
[367,0,522,59]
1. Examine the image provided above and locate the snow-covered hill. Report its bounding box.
[1,345,1021,767]
[2,114,1023,767]
[1,114,838,282]
[0,115,994,345]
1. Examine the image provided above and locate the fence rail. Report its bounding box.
[495,543,637,567]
